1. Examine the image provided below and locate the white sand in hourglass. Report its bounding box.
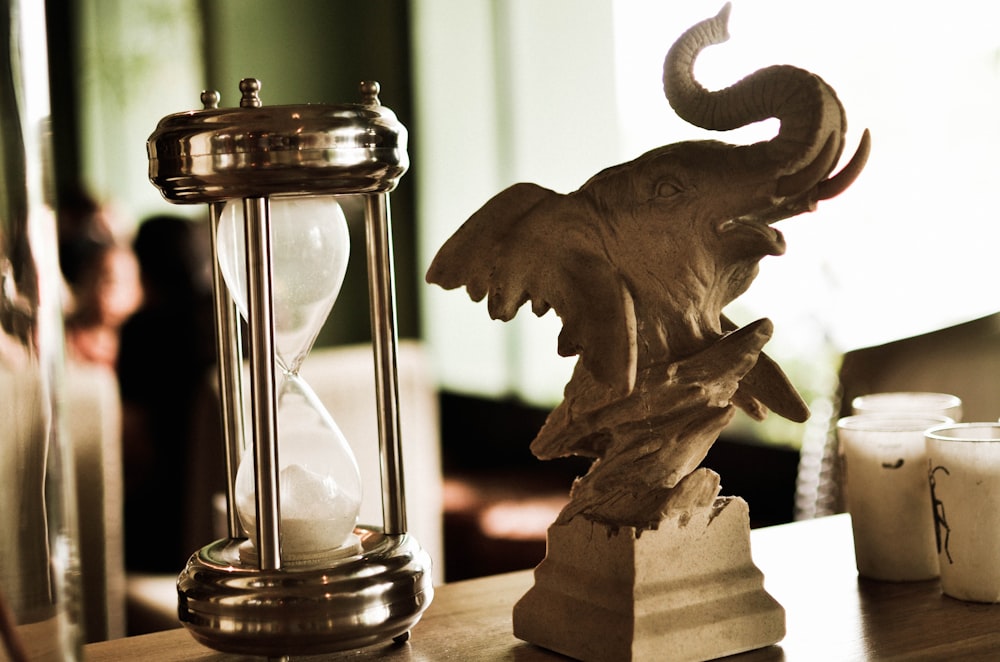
[218,195,364,565]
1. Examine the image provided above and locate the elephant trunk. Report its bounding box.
[663,2,867,202]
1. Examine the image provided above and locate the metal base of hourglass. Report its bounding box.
[176,527,433,657]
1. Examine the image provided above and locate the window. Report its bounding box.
[413,0,1000,443]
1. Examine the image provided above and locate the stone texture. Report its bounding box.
[513,497,784,662]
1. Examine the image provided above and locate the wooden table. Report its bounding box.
[84,514,1000,661]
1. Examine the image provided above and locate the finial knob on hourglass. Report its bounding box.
[360,80,380,106]
[201,90,220,110]
[239,78,262,108]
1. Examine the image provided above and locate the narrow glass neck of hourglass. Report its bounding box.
[277,347,307,377]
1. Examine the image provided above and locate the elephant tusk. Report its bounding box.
[774,132,839,199]
[817,128,871,200]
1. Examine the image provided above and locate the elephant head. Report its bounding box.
[427,3,869,421]
[663,2,870,234]
[560,1,870,369]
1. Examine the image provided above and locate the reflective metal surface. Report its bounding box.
[241,195,282,569]
[147,80,408,202]
[147,79,427,656]
[178,528,433,656]
[364,193,408,535]
[206,200,246,540]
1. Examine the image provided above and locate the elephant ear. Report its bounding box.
[721,315,810,423]
[426,182,638,396]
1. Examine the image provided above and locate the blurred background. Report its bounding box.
[40,0,1000,596]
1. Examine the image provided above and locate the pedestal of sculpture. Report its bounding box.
[513,496,784,662]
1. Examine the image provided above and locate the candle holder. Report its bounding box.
[146,79,432,657]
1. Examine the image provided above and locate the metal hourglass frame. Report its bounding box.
[146,79,433,657]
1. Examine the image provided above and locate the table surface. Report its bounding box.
[84,513,1000,661]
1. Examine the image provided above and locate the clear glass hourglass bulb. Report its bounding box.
[216,195,363,563]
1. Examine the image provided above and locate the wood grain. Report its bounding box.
[84,514,1000,661]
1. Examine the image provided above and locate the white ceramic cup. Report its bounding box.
[852,392,963,422]
[837,413,954,581]
[925,422,1000,602]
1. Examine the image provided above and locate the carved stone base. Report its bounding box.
[512,497,784,662]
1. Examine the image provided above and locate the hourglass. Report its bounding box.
[217,196,363,564]
[146,79,432,656]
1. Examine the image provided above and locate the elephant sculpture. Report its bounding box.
[426,3,870,531]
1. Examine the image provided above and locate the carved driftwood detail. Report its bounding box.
[427,3,869,532]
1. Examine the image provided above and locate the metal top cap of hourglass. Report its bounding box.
[147,79,408,203]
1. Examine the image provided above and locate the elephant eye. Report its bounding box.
[655,180,684,199]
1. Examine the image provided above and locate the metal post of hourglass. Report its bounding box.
[146,79,433,657]
[207,196,249,542]
[365,192,408,536]
[242,195,282,569]
[206,195,246,542]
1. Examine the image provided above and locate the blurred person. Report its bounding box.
[116,213,221,573]
[63,242,142,368]
[56,187,116,291]
[57,187,142,369]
